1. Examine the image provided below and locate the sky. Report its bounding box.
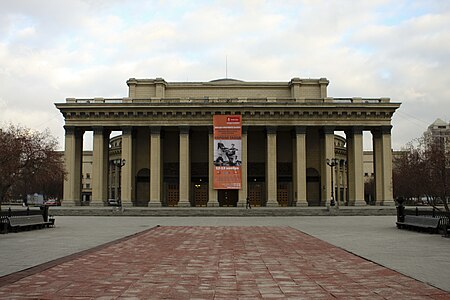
[1,0,449,150]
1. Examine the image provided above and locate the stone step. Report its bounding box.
[48,206,397,217]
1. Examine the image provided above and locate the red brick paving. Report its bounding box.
[0,226,448,299]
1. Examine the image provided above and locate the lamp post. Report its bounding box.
[113,159,126,211]
[326,158,339,207]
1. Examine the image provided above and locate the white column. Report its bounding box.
[121,127,134,206]
[322,127,335,207]
[149,126,162,206]
[373,126,394,206]
[179,126,190,206]
[336,160,341,205]
[294,126,308,206]
[208,127,218,206]
[238,126,248,207]
[114,164,119,201]
[346,127,365,206]
[108,161,114,200]
[92,127,109,206]
[343,161,348,205]
[63,126,83,206]
[266,126,278,206]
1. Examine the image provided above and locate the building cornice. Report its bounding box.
[55,100,400,130]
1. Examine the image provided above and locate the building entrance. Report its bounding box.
[165,182,179,207]
[248,181,265,206]
[277,182,291,206]
[306,168,321,206]
[192,180,208,207]
[135,168,150,206]
[218,190,238,207]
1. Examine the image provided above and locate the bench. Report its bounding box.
[396,215,448,234]
[0,216,9,234]
[7,215,54,232]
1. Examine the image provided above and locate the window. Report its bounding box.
[86,173,91,179]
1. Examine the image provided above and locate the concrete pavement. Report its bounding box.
[0,216,449,295]
[1,226,448,299]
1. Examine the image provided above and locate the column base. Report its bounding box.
[148,201,162,207]
[177,201,191,207]
[62,200,79,206]
[207,201,219,207]
[122,202,133,207]
[377,200,395,206]
[353,199,367,206]
[90,201,106,207]
[296,201,309,207]
[265,201,280,207]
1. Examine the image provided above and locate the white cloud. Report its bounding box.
[0,0,449,150]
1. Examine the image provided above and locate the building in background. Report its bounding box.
[424,118,450,147]
[81,151,93,204]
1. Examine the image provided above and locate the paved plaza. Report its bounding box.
[0,215,449,299]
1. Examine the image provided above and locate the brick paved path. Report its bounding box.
[0,226,448,299]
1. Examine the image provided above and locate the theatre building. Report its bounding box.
[55,77,400,207]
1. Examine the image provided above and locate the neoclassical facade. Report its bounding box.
[56,77,400,207]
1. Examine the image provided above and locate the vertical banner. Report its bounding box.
[213,115,242,189]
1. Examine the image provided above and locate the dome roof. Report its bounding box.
[209,78,243,83]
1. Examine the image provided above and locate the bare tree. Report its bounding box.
[393,135,449,211]
[0,124,65,209]
[422,137,449,211]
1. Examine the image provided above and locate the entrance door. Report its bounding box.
[218,190,238,207]
[192,183,208,207]
[135,181,150,206]
[306,168,321,206]
[277,182,290,207]
[248,182,265,206]
[135,168,150,207]
[165,182,179,207]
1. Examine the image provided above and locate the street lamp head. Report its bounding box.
[326,158,338,167]
[114,158,126,167]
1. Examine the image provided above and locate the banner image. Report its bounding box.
[213,115,242,189]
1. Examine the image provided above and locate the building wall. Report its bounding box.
[81,151,92,203]
[58,76,399,207]
[128,78,325,100]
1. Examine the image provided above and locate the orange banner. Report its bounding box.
[213,115,242,189]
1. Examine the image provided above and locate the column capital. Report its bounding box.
[381,125,392,134]
[345,126,363,136]
[122,126,133,135]
[266,126,277,134]
[179,126,190,134]
[371,125,392,137]
[322,126,335,135]
[64,126,76,135]
[92,126,104,134]
[295,126,306,135]
[64,126,84,136]
[150,126,161,134]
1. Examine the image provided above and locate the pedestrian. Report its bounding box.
[246,197,251,209]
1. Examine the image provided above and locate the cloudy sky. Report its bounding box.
[1,0,449,150]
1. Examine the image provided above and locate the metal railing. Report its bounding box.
[65,97,390,104]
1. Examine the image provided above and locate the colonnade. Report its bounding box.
[63,125,394,207]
